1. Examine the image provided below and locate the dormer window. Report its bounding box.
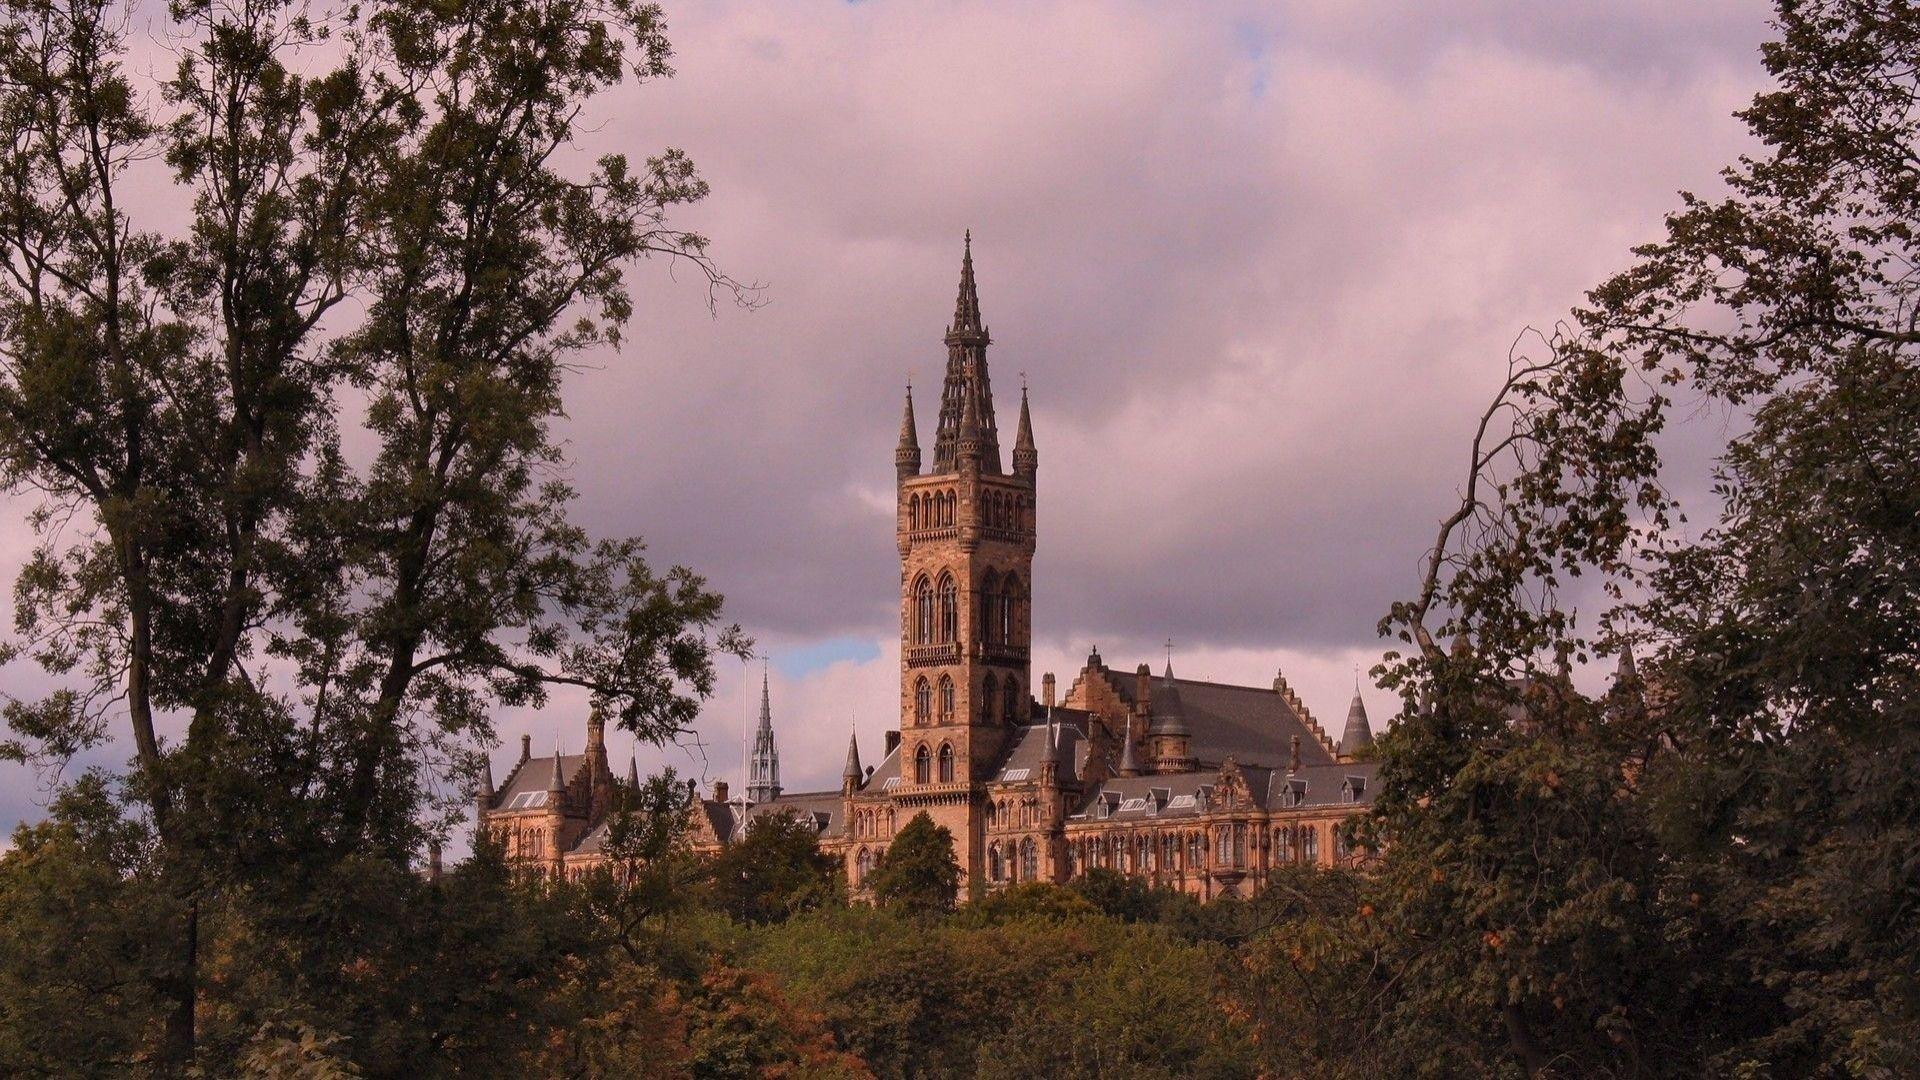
[1342,776,1366,803]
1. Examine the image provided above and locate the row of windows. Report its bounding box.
[986,838,1040,883]
[1063,823,1341,877]
[906,489,1027,532]
[986,798,1040,830]
[852,806,897,839]
[909,571,1025,646]
[912,674,1022,724]
[912,742,957,784]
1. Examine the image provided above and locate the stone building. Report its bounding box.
[477,235,1381,899]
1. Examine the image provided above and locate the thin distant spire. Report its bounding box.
[1012,383,1037,477]
[477,755,494,799]
[747,661,781,803]
[626,751,639,789]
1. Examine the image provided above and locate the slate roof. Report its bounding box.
[1068,760,1380,821]
[993,713,1090,782]
[744,790,846,839]
[489,753,587,812]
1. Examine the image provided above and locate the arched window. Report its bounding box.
[1335,827,1349,861]
[1021,838,1039,881]
[1000,573,1020,644]
[937,573,958,643]
[1003,678,1020,723]
[855,848,871,885]
[1162,832,1178,870]
[1188,832,1204,868]
[912,576,934,644]
[1276,827,1293,863]
[914,677,931,724]
[909,494,920,530]
[914,744,930,785]
[982,674,998,722]
[938,675,954,720]
[981,571,1000,645]
[985,801,997,829]
[1302,825,1319,864]
[938,743,955,783]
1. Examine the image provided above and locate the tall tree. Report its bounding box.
[0,0,746,1065]
[1374,2,1920,1074]
[866,811,960,916]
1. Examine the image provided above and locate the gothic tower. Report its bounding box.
[894,233,1037,892]
[747,668,781,803]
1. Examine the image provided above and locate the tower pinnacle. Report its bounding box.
[932,234,1001,472]
[896,383,921,479]
[1012,384,1037,478]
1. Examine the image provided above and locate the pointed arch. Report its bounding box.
[914,676,931,724]
[937,742,955,783]
[982,673,998,722]
[999,571,1021,645]
[908,493,921,530]
[980,569,1001,645]
[912,574,934,644]
[914,743,931,785]
[937,572,958,643]
[1003,677,1020,724]
[937,674,955,720]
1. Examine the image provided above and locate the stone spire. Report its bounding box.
[1012,384,1037,478]
[1615,644,1640,687]
[626,753,639,789]
[477,755,494,800]
[547,747,565,793]
[932,232,1001,473]
[747,667,781,803]
[842,730,863,791]
[896,384,921,479]
[1340,688,1374,757]
[1118,718,1140,776]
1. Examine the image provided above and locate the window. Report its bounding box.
[1021,838,1039,881]
[1000,573,1020,644]
[938,675,955,720]
[855,848,872,885]
[938,743,955,783]
[914,744,930,784]
[1215,828,1230,866]
[909,494,920,530]
[1335,828,1348,860]
[913,576,934,644]
[986,801,997,829]
[1302,826,1319,864]
[1162,832,1178,870]
[1003,678,1019,723]
[1276,827,1294,863]
[937,574,958,642]
[1188,833,1204,868]
[914,677,931,723]
[988,843,1004,882]
[981,571,1000,644]
[982,674,998,721]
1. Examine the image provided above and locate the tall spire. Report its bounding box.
[1012,383,1037,478]
[478,755,494,799]
[626,751,639,789]
[747,666,781,803]
[896,383,921,479]
[932,233,1001,472]
[547,746,565,793]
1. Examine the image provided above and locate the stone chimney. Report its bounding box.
[1289,735,1302,774]
[1042,672,1056,709]
[713,779,729,803]
[885,729,901,756]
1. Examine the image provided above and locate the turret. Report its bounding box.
[896,386,921,479]
[1147,660,1196,774]
[1339,689,1374,759]
[842,731,864,795]
[1012,385,1037,479]
[475,755,495,822]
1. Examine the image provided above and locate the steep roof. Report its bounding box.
[490,753,587,812]
[1104,673,1337,770]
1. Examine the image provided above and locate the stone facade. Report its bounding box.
[477,235,1380,899]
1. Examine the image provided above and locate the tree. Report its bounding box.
[1370,2,1920,1074]
[865,812,960,916]
[709,811,844,925]
[0,0,746,1066]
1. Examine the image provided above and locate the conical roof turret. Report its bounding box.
[1340,690,1374,756]
[1012,385,1037,477]
[896,385,921,478]
[547,747,566,793]
[1117,722,1140,775]
[627,753,639,789]
[477,755,494,799]
[842,730,863,785]
[1147,659,1189,737]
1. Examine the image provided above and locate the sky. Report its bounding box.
[0,0,1776,835]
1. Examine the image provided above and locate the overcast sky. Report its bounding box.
[0,0,1775,834]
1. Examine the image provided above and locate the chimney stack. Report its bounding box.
[885,729,901,756]
[1290,735,1302,774]
[713,779,729,803]
[1042,672,1056,708]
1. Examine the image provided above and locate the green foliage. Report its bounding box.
[709,811,845,925]
[864,811,959,916]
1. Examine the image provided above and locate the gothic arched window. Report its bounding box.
[1000,573,1021,645]
[856,847,872,885]
[988,843,1003,882]
[982,673,998,721]
[1020,838,1038,881]
[1003,678,1019,723]
[1302,825,1319,864]
[938,675,954,720]
[914,677,931,724]
[909,494,920,531]
[914,744,930,785]
[937,742,955,783]
[912,576,933,644]
[937,573,958,643]
[1188,832,1204,868]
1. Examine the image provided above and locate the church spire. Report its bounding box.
[896,384,921,479]
[842,730,863,789]
[747,666,781,803]
[1012,383,1037,478]
[932,233,1000,472]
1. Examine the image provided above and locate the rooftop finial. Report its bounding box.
[1012,382,1037,478]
